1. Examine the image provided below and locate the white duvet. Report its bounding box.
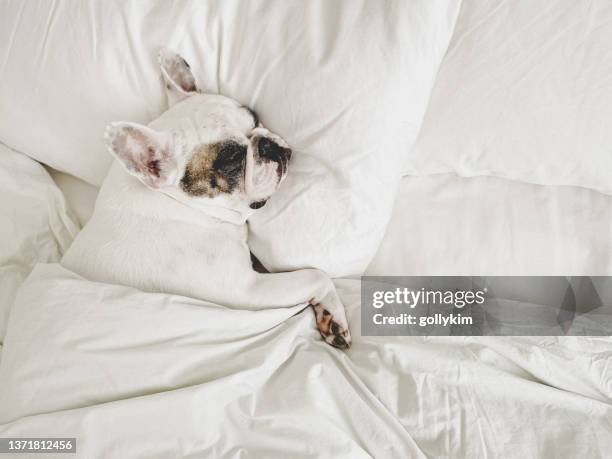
[0,263,610,458]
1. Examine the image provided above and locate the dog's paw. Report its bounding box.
[310,299,351,350]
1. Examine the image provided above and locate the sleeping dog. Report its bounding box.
[62,49,351,349]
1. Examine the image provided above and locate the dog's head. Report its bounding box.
[104,49,291,217]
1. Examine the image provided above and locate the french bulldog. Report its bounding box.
[61,49,351,349]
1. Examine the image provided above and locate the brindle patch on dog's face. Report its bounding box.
[180,141,247,198]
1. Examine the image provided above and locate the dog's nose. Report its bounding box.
[256,137,291,179]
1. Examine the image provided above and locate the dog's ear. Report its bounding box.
[104,122,177,189]
[158,48,198,106]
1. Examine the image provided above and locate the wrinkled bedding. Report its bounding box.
[0,264,610,458]
[0,144,79,343]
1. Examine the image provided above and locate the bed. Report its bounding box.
[0,161,608,458]
[1,1,611,458]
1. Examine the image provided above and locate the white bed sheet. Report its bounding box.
[367,174,612,276]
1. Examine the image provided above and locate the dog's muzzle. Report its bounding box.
[244,130,292,200]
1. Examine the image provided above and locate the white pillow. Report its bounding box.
[235,1,461,276]
[0,144,79,342]
[404,0,612,194]
[0,1,461,277]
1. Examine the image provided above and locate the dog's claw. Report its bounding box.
[330,334,351,350]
